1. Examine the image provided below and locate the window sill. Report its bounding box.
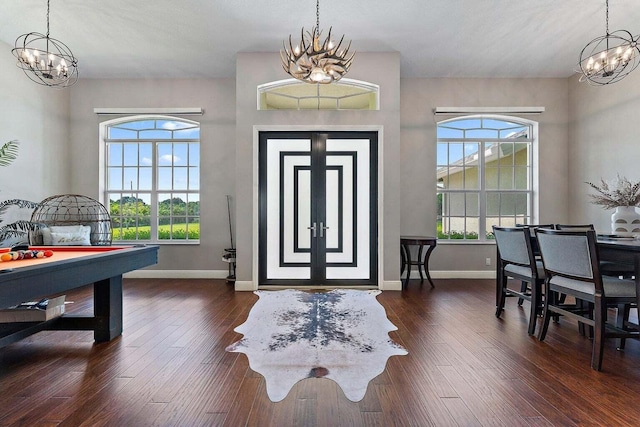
[114,240,200,246]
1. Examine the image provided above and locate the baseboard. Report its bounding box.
[124,270,495,283]
[382,280,403,291]
[417,270,496,279]
[235,280,257,291]
[124,270,229,279]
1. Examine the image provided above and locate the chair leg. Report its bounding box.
[518,281,527,306]
[591,296,605,371]
[538,286,553,341]
[496,272,507,318]
[527,281,538,336]
[618,303,632,350]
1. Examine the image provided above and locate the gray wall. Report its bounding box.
[400,78,570,274]
[568,70,640,232]
[234,52,401,289]
[0,40,70,224]
[8,40,621,280]
[68,78,236,273]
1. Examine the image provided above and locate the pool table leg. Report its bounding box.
[93,276,123,342]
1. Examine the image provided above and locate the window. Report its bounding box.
[104,116,200,243]
[257,78,379,110]
[436,115,535,241]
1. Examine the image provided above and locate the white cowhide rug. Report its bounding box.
[225,289,407,402]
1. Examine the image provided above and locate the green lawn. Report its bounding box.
[113,223,200,240]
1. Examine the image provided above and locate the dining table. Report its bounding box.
[597,236,640,312]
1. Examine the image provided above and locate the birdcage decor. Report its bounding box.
[29,194,112,246]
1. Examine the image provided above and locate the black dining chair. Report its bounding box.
[535,228,638,371]
[555,224,635,278]
[493,226,545,335]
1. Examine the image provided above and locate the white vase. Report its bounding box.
[611,206,640,236]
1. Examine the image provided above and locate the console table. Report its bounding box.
[400,236,437,289]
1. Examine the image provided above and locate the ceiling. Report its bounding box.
[2,0,640,80]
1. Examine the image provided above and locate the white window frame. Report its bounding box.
[100,115,200,245]
[436,114,538,242]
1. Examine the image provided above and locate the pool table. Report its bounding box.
[0,244,158,348]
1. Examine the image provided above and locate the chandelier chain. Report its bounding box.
[316,0,320,29]
[46,0,50,37]
[605,0,609,35]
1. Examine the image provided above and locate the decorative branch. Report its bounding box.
[586,175,640,209]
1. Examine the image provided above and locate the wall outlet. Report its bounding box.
[485,257,491,266]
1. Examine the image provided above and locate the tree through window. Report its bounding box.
[436,116,535,241]
[104,116,200,243]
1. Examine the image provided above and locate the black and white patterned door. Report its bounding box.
[259,131,377,286]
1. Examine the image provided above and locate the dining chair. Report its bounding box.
[493,226,545,335]
[535,228,638,371]
[555,224,635,278]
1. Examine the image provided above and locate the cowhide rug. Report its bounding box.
[225,289,407,402]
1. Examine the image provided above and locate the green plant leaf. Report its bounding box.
[0,140,19,167]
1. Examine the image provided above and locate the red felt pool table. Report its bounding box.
[0,245,158,348]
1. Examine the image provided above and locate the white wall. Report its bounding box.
[568,70,640,232]
[0,40,70,228]
[69,78,236,273]
[400,78,570,274]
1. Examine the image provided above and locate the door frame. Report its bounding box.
[258,131,378,287]
[247,125,385,291]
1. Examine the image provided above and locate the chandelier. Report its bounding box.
[281,0,355,84]
[577,0,640,85]
[11,0,78,88]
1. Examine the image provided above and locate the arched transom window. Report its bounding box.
[258,78,379,110]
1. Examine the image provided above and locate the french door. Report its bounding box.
[259,131,378,286]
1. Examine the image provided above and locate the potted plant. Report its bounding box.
[0,140,40,246]
[586,175,640,236]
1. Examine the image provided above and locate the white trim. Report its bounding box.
[94,107,203,115]
[124,269,228,279]
[434,106,545,115]
[381,280,402,291]
[406,270,496,279]
[235,280,256,292]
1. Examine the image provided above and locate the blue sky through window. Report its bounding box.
[107,119,200,194]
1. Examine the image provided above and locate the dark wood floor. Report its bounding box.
[1,278,640,426]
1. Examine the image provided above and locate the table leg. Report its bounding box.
[402,243,411,289]
[94,276,123,342]
[417,245,425,282]
[423,244,436,288]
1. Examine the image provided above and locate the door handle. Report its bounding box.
[320,222,329,238]
[308,222,317,238]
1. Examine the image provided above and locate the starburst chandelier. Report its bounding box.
[281,0,355,84]
[11,0,78,88]
[577,0,640,85]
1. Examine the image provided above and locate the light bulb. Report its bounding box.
[310,66,326,82]
[294,45,300,55]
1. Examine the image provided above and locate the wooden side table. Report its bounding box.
[400,236,437,289]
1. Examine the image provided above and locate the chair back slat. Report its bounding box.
[493,226,533,266]
[555,224,595,232]
[536,229,597,281]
